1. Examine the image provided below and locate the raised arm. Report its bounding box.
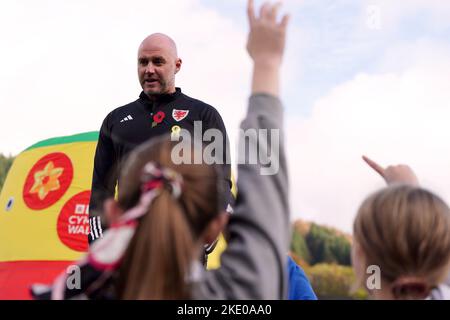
[201,0,290,299]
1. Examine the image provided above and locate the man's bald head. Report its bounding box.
[137,33,182,98]
[138,33,178,59]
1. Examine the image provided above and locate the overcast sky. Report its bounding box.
[1,0,450,232]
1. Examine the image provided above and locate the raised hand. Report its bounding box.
[362,155,419,186]
[247,0,289,96]
[247,0,289,66]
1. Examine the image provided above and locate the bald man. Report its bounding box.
[89,33,233,244]
[138,34,180,97]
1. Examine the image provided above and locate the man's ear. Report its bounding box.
[175,58,182,74]
[104,198,124,225]
[203,211,229,245]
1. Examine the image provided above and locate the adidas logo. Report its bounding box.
[120,115,133,123]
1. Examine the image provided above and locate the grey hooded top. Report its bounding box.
[192,94,290,299]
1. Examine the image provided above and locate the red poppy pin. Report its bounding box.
[152,111,166,127]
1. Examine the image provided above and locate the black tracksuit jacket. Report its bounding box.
[89,88,233,242]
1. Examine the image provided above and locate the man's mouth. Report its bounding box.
[144,79,158,84]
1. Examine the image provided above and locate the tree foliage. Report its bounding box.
[290,228,311,264]
[304,263,367,299]
[0,154,15,193]
[305,223,351,265]
[291,222,351,266]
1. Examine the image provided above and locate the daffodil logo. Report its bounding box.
[29,161,64,200]
[23,153,73,210]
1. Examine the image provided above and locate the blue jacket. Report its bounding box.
[288,256,317,300]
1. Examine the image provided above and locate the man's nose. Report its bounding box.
[145,63,155,74]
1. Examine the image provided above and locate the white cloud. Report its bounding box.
[287,43,450,233]
[360,0,450,32]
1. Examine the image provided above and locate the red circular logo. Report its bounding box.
[57,191,90,252]
[23,153,73,210]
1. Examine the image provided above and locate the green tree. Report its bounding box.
[331,236,351,265]
[290,228,311,264]
[305,263,367,299]
[0,154,15,193]
[305,223,351,266]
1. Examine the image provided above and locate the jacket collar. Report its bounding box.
[139,87,182,108]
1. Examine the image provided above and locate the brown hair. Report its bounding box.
[353,185,450,299]
[115,136,222,299]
